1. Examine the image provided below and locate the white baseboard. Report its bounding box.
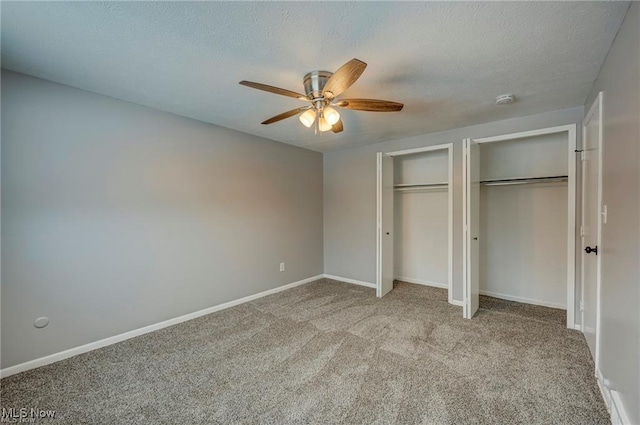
[596,369,612,414]
[610,389,631,425]
[479,290,566,310]
[394,276,448,289]
[322,274,376,289]
[395,276,462,307]
[597,369,632,425]
[324,275,462,306]
[573,324,582,331]
[0,274,324,379]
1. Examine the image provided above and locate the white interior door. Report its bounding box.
[377,152,394,297]
[581,96,602,363]
[464,139,480,319]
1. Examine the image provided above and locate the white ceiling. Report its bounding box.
[1,2,629,152]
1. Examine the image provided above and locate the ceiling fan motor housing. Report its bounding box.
[303,71,333,101]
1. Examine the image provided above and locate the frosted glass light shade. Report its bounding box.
[299,109,316,128]
[323,106,340,125]
[318,116,332,132]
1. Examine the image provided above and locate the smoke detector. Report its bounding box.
[496,94,515,105]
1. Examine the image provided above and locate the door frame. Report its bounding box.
[462,138,481,319]
[581,92,603,368]
[376,143,455,304]
[467,124,578,329]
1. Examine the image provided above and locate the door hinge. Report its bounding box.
[580,225,585,237]
[580,300,584,312]
[581,151,586,161]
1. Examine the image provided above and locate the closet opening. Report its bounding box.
[376,143,454,304]
[463,125,577,328]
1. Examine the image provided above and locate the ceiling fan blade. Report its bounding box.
[322,59,367,99]
[261,107,309,125]
[335,99,404,112]
[239,81,309,101]
[331,119,344,133]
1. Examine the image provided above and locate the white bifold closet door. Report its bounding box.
[464,139,480,319]
[377,152,394,298]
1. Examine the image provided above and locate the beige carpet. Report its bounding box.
[1,279,609,424]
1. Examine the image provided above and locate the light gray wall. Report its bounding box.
[480,184,568,307]
[1,70,324,369]
[584,3,639,423]
[324,106,584,303]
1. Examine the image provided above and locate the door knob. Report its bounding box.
[386,232,390,235]
[585,246,598,255]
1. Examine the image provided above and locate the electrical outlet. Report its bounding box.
[280,262,285,272]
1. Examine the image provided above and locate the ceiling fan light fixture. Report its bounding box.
[299,109,316,128]
[240,58,403,135]
[323,106,340,125]
[318,116,332,132]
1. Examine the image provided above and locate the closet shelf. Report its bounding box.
[480,175,568,186]
[394,182,448,192]
[394,182,448,188]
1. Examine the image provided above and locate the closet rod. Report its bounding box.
[481,175,568,186]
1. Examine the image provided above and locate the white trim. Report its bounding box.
[567,124,577,330]
[323,274,377,289]
[0,274,324,378]
[376,152,383,297]
[596,369,612,415]
[610,390,632,425]
[462,138,471,319]
[573,324,582,331]
[449,299,464,307]
[386,144,451,157]
[595,368,632,425]
[470,125,577,329]
[473,124,576,144]
[479,290,567,310]
[584,92,602,123]
[447,143,454,305]
[394,276,447,289]
[581,92,604,370]
[595,93,604,372]
[377,143,455,304]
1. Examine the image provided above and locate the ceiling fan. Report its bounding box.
[239,58,403,134]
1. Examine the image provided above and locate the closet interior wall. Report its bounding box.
[394,150,449,289]
[479,133,569,309]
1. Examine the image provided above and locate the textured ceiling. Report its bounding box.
[1,2,629,152]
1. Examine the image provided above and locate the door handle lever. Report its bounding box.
[585,246,598,255]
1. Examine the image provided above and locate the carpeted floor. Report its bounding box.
[1,279,609,424]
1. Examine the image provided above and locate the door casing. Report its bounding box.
[581,92,603,367]
[376,143,455,303]
[465,125,578,327]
